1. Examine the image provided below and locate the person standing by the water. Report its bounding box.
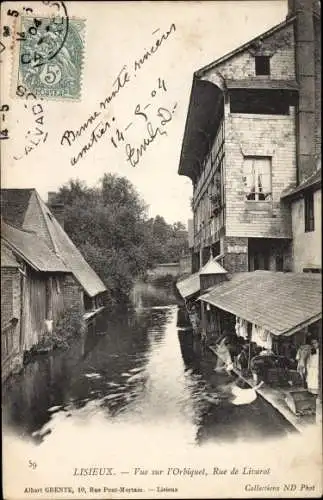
[189,304,200,336]
[296,340,312,388]
[306,338,320,395]
[214,336,233,373]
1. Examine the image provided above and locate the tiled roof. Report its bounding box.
[1,188,107,297]
[176,272,200,299]
[281,169,321,200]
[199,271,322,336]
[1,189,33,226]
[35,193,107,297]
[1,244,19,268]
[1,222,68,273]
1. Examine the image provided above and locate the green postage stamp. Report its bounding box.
[14,16,85,100]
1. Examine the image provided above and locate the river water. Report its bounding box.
[2,281,295,451]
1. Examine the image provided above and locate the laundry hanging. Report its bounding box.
[235,317,248,340]
[251,323,272,350]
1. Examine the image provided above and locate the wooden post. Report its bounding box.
[201,301,207,338]
[247,322,252,370]
[247,342,252,371]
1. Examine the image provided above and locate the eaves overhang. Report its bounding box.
[178,76,224,182]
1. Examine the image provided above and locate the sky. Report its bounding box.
[2,1,287,225]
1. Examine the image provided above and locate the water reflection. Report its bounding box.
[2,281,294,449]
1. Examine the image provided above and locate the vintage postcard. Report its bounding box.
[1,0,322,499]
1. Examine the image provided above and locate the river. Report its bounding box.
[2,280,295,450]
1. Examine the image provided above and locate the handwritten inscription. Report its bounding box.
[125,103,177,168]
[59,23,177,167]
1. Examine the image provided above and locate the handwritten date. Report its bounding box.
[125,104,177,167]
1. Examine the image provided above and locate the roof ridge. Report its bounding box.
[1,220,37,235]
[196,16,295,78]
[34,190,61,256]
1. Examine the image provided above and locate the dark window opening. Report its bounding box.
[304,192,315,232]
[202,246,211,266]
[250,253,269,271]
[211,241,221,258]
[255,55,270,75]
[230,89,296,115]
[276,255,284,271]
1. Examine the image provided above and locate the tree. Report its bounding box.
[56,175,189,308]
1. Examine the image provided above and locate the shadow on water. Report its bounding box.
[2,281,295,446]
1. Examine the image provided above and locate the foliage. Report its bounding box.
[29,305,83,355]
[56,174,189,307]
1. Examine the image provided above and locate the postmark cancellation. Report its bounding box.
[12,15,85,101]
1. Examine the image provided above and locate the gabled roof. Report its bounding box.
[199,271,322,336]
[34,192,107,297]
[196,16,295,78]
[176,259,227,298]
[1,188,107,297]
[200,258,227,275]
[1,222,68,273]
[281,169,321,200]
[1,189,33,227]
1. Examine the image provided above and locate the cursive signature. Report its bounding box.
[125,105,176,167]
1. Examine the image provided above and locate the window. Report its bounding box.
[255,55,270,75]
[304,192,315,232]
[230,89,293,115]
[243,157,272,201]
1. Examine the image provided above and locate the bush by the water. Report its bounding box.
[28,305,83,355]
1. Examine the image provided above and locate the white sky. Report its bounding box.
[2,1,287,225]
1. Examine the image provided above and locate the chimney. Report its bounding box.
[288,0,321,183]
[47,192,64,228]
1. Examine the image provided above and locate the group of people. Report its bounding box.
[185,300,320,397]
[213,332,320,396]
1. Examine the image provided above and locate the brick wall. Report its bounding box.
[223,236,249,273]
[200,22,297,239]
[61,274,84,313]
[224,106,296,238]
[205,23,295,82]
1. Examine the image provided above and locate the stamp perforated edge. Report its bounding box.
[9,13,86,103]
